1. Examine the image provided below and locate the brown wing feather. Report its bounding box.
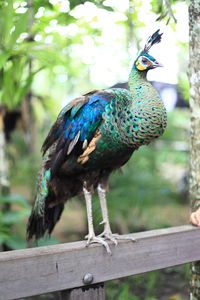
[77,129,101,164]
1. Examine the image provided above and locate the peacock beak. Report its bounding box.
[152,60,163,68]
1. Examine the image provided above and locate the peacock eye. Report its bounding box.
[142,58,148,64]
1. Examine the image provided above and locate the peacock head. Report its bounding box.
[135,53,163,71]
[134,29,163,72]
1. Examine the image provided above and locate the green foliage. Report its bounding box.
[106,265,190,299]
[177,42,189,102]
[33,236,59,247]
[69,0,113,10]
[0,194,30,249]
[0,0,85,109]
[178,73,189,102]
[150,0,178,24]
[8,131,41,189]
[0,0,32,109]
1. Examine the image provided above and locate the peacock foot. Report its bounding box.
[85,233,112,254]
[98,231,136,246]
[190,208,200,227]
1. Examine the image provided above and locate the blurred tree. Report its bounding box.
[0,0,40,249]
[0,0,117,250]
[189,1,200,299]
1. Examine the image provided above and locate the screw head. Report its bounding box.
[83,273,93,284]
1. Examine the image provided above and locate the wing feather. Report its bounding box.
[67,130,80,155]
[43,90,113,176]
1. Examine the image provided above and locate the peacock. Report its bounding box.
[27,30,167,253]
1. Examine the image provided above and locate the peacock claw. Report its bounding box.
[98,231,118,245]
[98,231,136,246]
[85,234,112,254]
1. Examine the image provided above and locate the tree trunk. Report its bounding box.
[0,107,9,195]
[189,1,200,299]
[0,106,10,251]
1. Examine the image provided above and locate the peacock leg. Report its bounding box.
[83,186,111,254]
[97,184,136,244]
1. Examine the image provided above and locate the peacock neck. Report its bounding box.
[128,66,149,95]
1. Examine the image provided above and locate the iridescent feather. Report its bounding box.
[27,30,167,240]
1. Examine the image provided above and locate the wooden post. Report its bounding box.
[60,283,105,300]
[189,0,200,299]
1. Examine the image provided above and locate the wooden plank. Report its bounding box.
[60,283,105,300]
[0,225,200,300]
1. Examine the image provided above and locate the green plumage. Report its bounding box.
[27,30,167,240]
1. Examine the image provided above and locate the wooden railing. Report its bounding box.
[0,225,200,300]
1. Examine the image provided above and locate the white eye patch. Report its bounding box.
[135,56,153,71]
[139,56,152,66]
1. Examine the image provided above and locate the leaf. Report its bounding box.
[0,194,29,207]
[5,236,27,250]
[0,51,10,70]
[0,0,15,46]
[150,0,163,14]
[95,3,113,11]
[30,46,66,66]
[9,12,28,47]
[69,0,86,10]
[12,56,27,83]
[14,66,45,106]
[1,60,15,108]
[1,209,30,225]
[69,0,113,11]
[0,232,10,245]
[36,236,59,246]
